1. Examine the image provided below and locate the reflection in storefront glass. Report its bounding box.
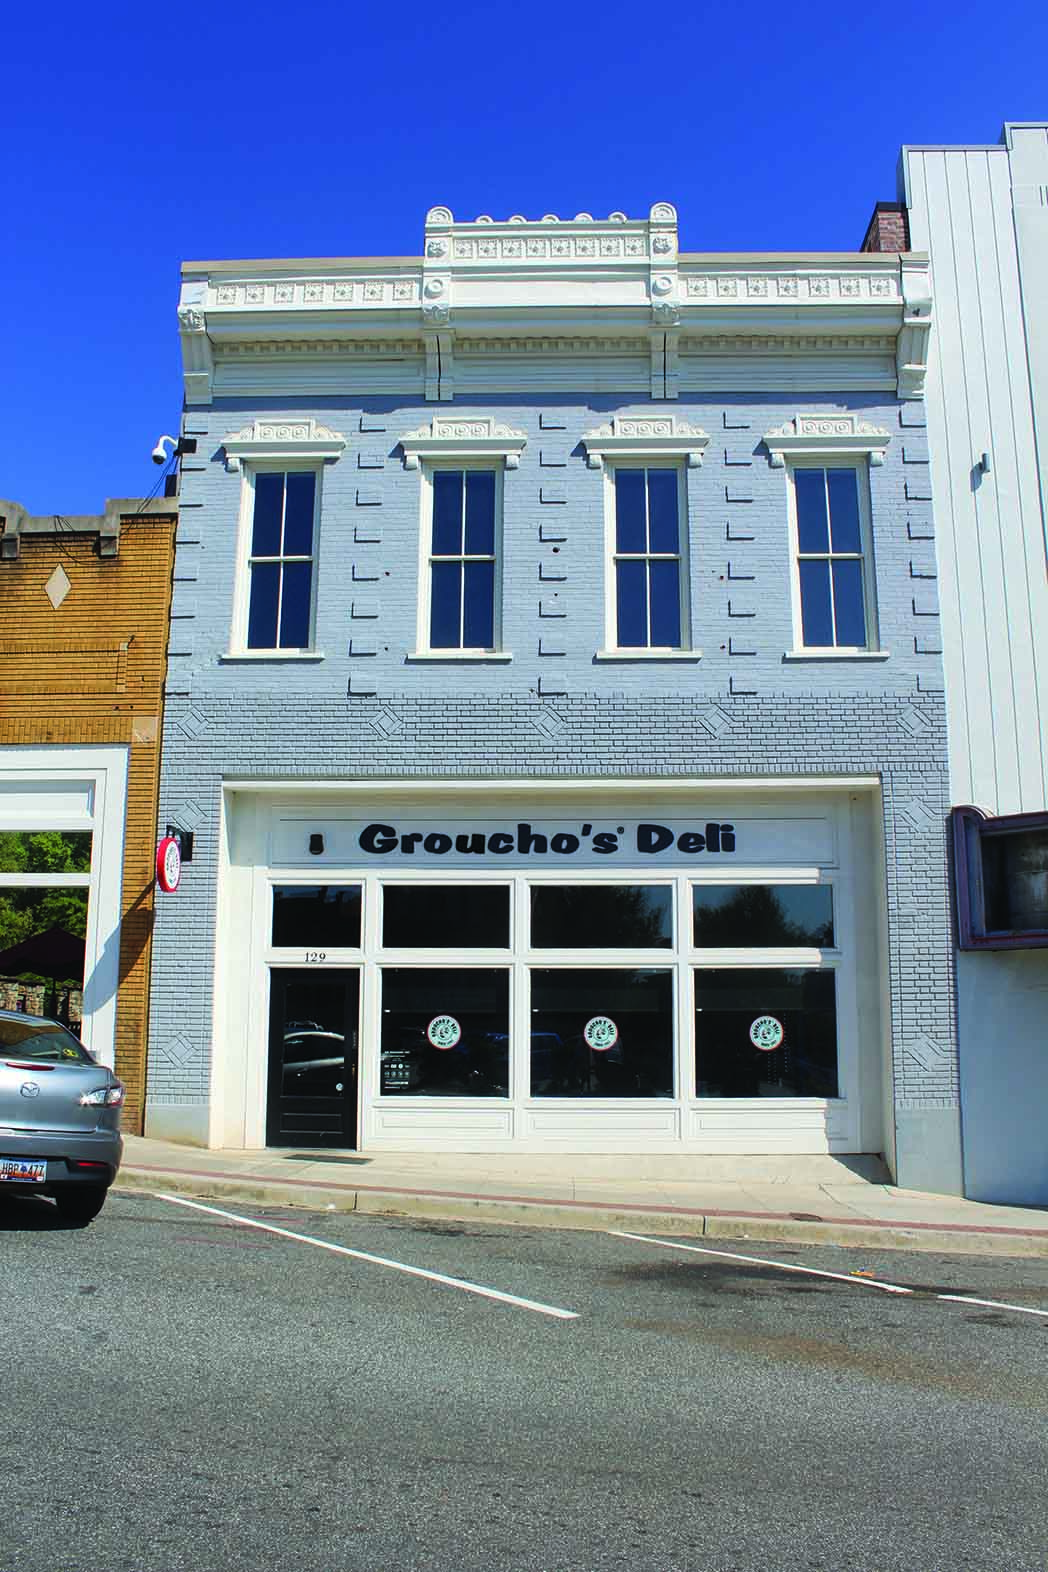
[0,884,88,1030]
[272,886,362,948]
[382,885,510,948]
[0,831,92,875]
[380,968,509,1097]
[529,968,674,1098]
[530,886,673,948]
[694,968,838,1098]
[692,885,833,948]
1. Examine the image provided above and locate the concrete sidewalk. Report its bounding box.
[116,1135,1048,1257]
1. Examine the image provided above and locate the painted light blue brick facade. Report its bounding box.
[151,389,958,1188]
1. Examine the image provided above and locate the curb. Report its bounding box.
[115,1165,1048,1259]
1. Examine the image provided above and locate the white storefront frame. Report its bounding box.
[0,746,129,1069]
[213,778,887,1155]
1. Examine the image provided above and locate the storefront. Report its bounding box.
[208,779,890,1156]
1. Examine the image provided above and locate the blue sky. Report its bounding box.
[4,0,1046,514]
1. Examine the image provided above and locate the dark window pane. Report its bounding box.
[272,886,362,947]
[647,470,679,554]
[649,559,682,647]
[615,469,647,553]
[464,471,496,555]
[983,830,1048,930]
[531,886,673,948]
[380,968,509,1097]
[383,886,510,947]
[0,831,91,875]
[247,561,280,648]
[430,560,462,647]
[530,968,674,1098]
[827,468,861,554]
[695,968,838,1098]
[795,469,829,553]
[432,471,463,556]
[799,559,833,646]
[831,559,867,647]
[693,885,834,947]
[616,559,647,646]
[279,560,313,647]
[283,472,316,556]
[252,473,284,557]
[463,560,495,647]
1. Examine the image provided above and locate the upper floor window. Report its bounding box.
[612,466,686,649]
[246,470,318,650]
[428,469,499,650]
[790,465,874,650]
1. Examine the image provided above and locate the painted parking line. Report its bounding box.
[610,1231,1048,1319]
[158,1194,579,1320]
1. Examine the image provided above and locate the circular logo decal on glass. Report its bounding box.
[427,1014,462,1051]
[749,1015,784,1052]
[583,1016,619,1052]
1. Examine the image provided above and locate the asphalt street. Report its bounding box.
[3,1190,1048,1572]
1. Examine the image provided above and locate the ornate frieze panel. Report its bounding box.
[221,417,347,472]
[398,415,528,470]
[581,413,709,469]
[762,413,892,467]
[206,277,420,309]
[683,271,900,302]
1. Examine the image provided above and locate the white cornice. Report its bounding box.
[398,415,528,470]
[762,414,892,467]
[581,414,710,469]
[221,418,347,472]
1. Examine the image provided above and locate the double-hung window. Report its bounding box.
[246,470,318,650]
[428,469,498,650]
[792,465,872,650]
[612,466,685,649]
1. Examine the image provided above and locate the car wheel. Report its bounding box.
[53,1186,109,1225]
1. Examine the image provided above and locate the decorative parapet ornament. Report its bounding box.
[580,413,709,469]
[221,418,347,472]
[762,413,892,467]
[398,415,528,470]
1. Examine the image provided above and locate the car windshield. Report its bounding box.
[0,1017,93,1064]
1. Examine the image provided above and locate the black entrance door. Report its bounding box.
[267,969,360,1147]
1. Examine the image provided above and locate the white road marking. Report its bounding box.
[611,1232,1048,1319]
[157,1194,579,1320]
[610,1231,915,1294]
[937,1294,1048,1320]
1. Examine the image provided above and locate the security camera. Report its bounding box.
[152,434,179,465]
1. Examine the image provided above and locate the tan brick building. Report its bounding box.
[0,498,177,1133]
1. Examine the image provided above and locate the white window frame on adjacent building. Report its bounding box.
[221,419,346,661]
[764,414,891,662]
[581,414,708,661]
[400,416,526,661]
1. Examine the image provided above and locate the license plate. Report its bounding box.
[0,1159,46,1183]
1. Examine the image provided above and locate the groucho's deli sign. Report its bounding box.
[358,820,735,859]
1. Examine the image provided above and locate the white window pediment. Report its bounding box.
[763,413,891,468]
[581,414,710,470]
[222,418,347,472]
[398,415,528,470]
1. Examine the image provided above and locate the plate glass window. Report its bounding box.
[383,885,510,948]
[429,470,497,649]
[692,885,834,948]
[613,468,684,648]
[380,968,509,1096]
[271,886,362,948]
[793,466,870,649]
[530,885,673,948]
[529,968,674,1097]
[694,968,838,1097]
[247,471,317,649]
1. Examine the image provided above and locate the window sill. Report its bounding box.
[406,650,513,662]
[782,649,889,662]
[221,650,325,662]
[595,648,703,662]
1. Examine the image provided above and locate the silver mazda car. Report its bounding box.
[0,1009,124,1223]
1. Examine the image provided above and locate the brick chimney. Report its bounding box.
[861,201,909,253]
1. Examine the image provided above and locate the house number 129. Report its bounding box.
[305,951,327,963]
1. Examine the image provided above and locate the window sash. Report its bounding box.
[612,467,685,649]
[245,470,317,651]
[426,468,498,650]
[792,466,871,650]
